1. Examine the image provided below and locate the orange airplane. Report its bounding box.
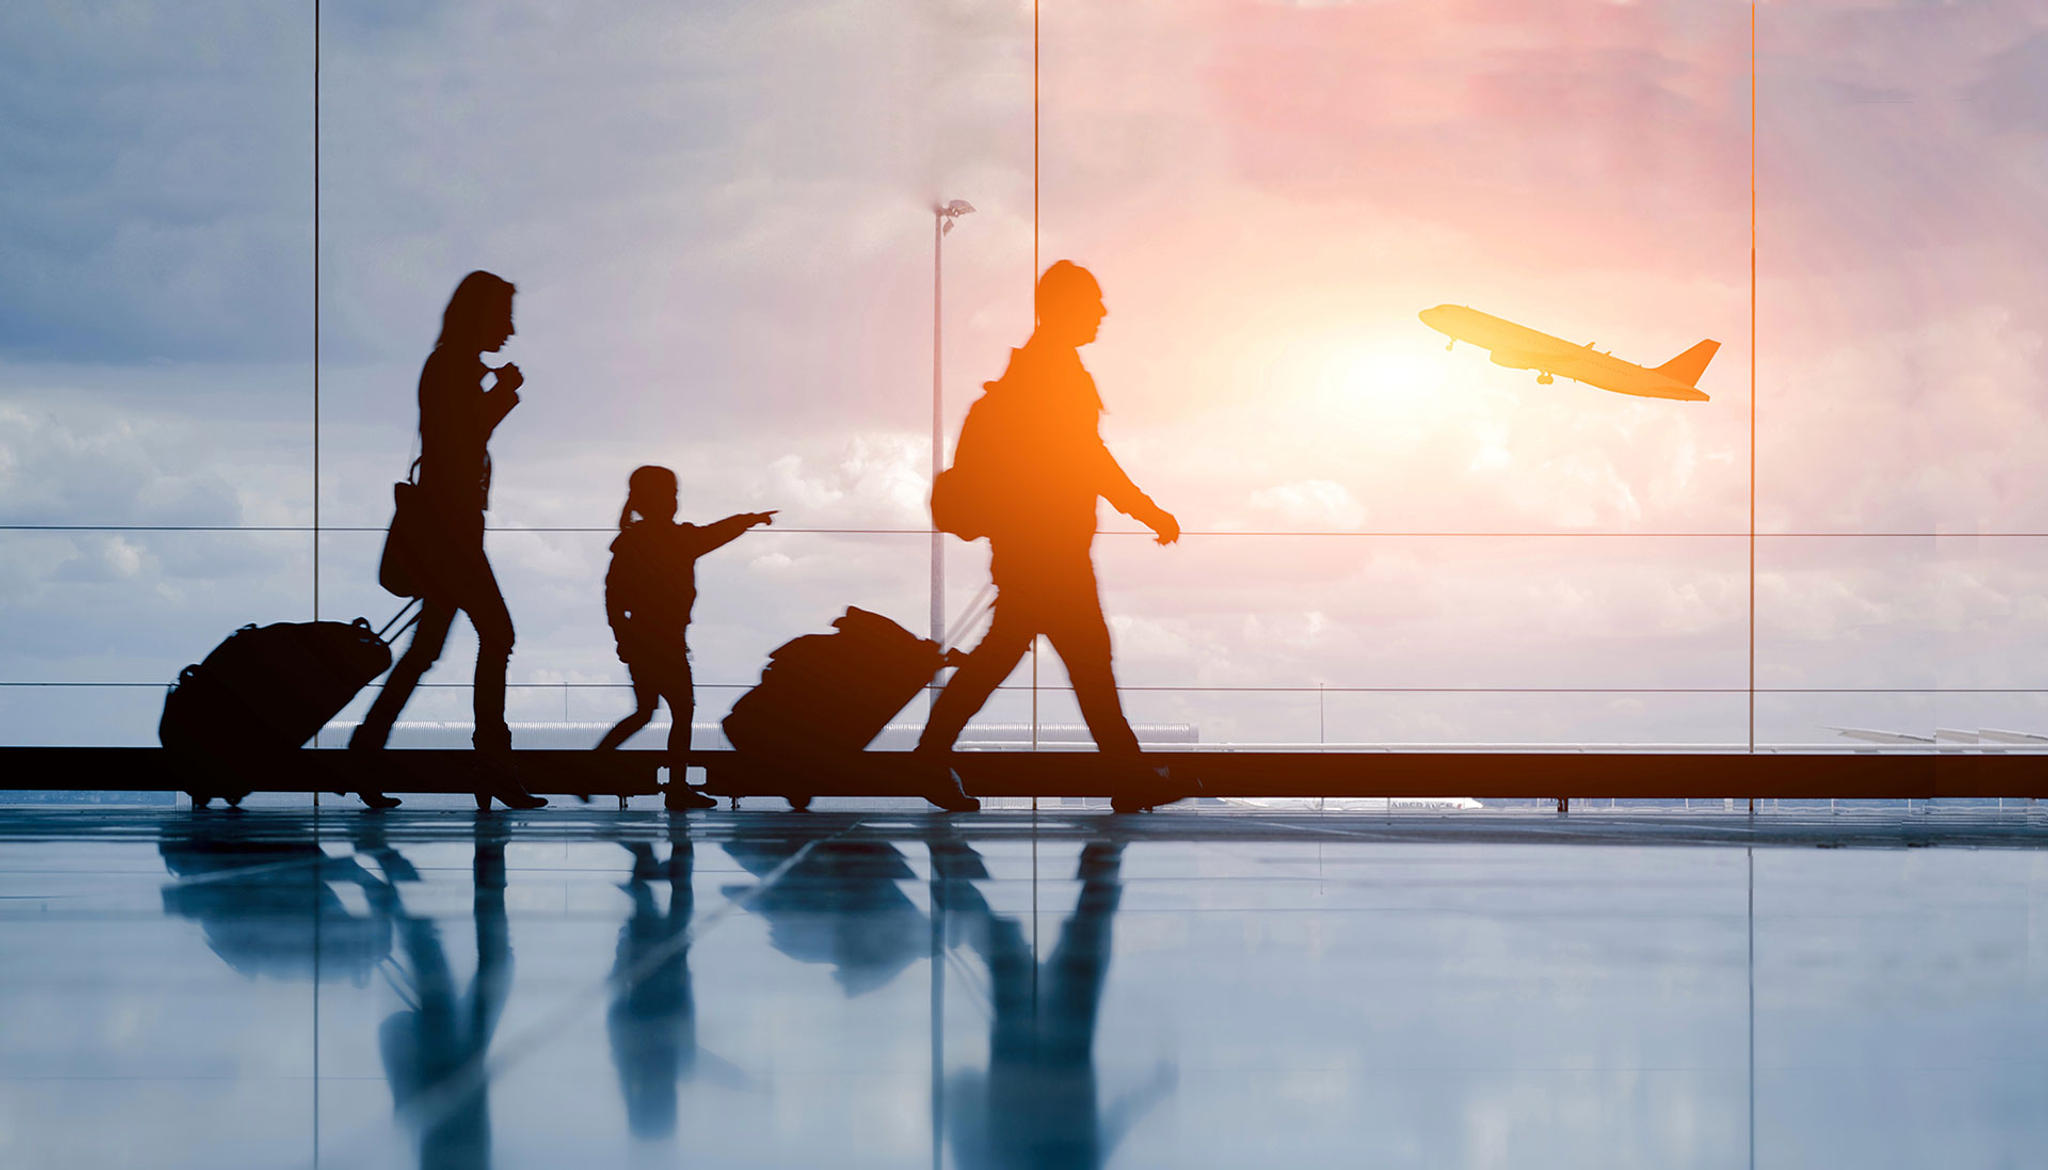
[1419,304,1717,402]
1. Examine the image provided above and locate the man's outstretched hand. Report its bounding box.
[749,510,778,528]
[1148,507,1180,546]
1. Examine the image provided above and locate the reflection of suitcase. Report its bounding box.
[724,607,953,805]
[160,603,419,806]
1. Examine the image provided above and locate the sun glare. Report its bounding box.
[1295,332,1453,437]
[1326,340,1438,399]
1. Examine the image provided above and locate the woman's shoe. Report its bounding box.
[472,752,546,810]
[484,787,548,811]
[663,784,717,811]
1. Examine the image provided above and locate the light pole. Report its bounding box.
[932,200,974,688]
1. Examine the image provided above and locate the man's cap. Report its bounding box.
[1035,260,1101,316]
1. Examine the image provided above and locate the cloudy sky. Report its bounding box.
[3,0,2046,748]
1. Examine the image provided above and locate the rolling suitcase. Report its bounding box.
[723,606,963,806]
[159,601,420,807]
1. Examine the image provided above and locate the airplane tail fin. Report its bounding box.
[1655,339,1720,387]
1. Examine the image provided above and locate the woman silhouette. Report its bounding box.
[352,271,544,810]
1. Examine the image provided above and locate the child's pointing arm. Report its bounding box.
[696,510,777,553]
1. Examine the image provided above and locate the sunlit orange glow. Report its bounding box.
[1242,326,1483,445]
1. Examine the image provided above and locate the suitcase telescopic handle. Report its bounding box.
[376,597,425,642]
[942,582,996,651]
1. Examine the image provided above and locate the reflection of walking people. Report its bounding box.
[607,826,698,1140]
[377,818,515,1170]
[594,465,775,810]
[925,261,1181,812]
[353,271,544,810]
[933,831,1171,1168]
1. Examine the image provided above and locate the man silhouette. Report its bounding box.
[922,261,1180,813]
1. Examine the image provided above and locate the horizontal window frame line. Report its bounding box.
[0,525,2030,538]
[0,681,2022,694]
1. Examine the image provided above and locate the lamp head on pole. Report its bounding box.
[938,199,975,235]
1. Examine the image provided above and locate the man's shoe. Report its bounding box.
[360,792,402,811]
[926,766,980,813]
[1111,764,1190,814]
[929,770,974,815]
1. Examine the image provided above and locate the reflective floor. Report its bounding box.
[2,807,2046,1169]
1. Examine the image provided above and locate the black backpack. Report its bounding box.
[930,374,1016,542]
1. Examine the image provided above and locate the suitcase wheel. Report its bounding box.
[186,791,248,810]
[787,795,812,812]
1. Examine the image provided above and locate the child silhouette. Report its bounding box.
[595,466,775,810]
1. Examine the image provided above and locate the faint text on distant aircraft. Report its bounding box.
[1419,304,1717,402]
